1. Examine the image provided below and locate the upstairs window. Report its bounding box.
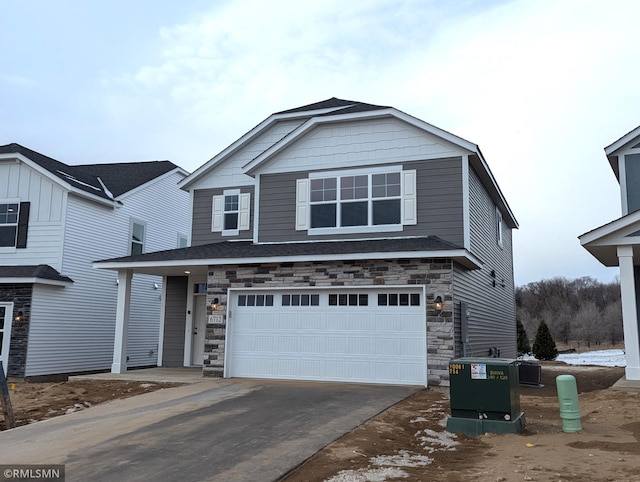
[130,219,146,255]
[0,201,29,249]
[0,203,18,247]
[296,167,416,234]
[212,190,251,236]
[496,208,503,248]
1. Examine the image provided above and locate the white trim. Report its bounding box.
[620,154,628,215]
[0,302,13,375]
[129,217,147,255]
[401,169,417,225]
[605,125,640,156]
[617,246,640,380]
[308,164,401,179]
[94,248,483,271]
[462,155,470,250]
[253,174,260,243]
[310,225,402,236]
[156,275,167,367]
[295,178,309,231]
[238,192,251,231]
[0,277,72,287]
[496,207,504,248]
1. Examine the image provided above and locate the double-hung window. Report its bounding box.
[130,219,146,255]
[297,167,416,234]
[0,203,19,247]
[212,189,251,236]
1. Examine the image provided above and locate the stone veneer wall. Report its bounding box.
[0,284,33,378]
[204,258,455,386]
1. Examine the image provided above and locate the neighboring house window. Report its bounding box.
[178,233,188,248]
[295,167,416,234]
[0,201,29,249]
[130,219,146,255]
[496,208,503,248]
[212,190,251,235]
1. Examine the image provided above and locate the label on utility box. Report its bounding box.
[471,363,487,379]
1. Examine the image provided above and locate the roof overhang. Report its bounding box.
[0,276,73,287]
[94,248,483,277]
[579,209,640,266]
[604,124,640,180]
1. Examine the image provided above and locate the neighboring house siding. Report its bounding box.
[191,186,255,246]
[24,170,190,376]
[162,276,188,367]
[257,158,464,245]
[0,160,66,270]
[452,166,516,358]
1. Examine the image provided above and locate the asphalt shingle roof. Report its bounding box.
[97,236,463,264]
[0,265,73,283]
[0,143,181,200]
[275,97,389,115]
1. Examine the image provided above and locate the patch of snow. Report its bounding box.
[371,450,433,468]
[418,428,460,453]
[410,417,428,423]
[325,467,409,482]
[520,349,626,367]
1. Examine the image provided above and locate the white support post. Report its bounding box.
[617,246,640,381]
[111,269,133,374]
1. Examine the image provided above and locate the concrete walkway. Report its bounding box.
[0,378,419,481]
[70,367,206,384]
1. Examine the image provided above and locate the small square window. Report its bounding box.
[389,293,398,306]
[338,294,348,306]
[400,294,409,306]
[282,294,290,306]
[247,295,256,307]
[378,294,387,306]
[292,294,300,306]
[238,295,247,306]
[301,294,310,306]
[266,295,274,306]
[256,295,265,306]
[311,294,320,306]
[359,294,368,306]
[410,293,420,306]
[329,294,338,306]
[348,294,358,306]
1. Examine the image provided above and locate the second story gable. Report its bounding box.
[0,143,189,272]
[181,98,517,253]
[605,125,640,216]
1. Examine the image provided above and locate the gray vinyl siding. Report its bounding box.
[162,276,188,367]
[257,158,464,245]
[452,166,516,358]
[191,186,255,246]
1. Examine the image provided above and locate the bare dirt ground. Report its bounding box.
[1,363,638,482]
[0,379,178,431]
[282,363,640,482]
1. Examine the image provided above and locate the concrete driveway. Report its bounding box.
[0,378,419,481]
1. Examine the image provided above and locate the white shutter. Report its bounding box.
[401,170,417,225]
[238,193,251,231]
[296,178,310,230]
[212,195,223,232]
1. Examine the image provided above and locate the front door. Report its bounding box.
[0,304,13,376]
[191,296,206,365]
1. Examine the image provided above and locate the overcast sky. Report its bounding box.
[2,0,637,286]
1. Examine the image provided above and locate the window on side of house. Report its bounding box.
[0,203,19,247]
[178,233,188,248]
[130,219,146,255]
[496,207,503,248]
[297,167,415,234]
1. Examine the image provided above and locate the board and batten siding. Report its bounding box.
[191,186,255,246]
[452,165,516,359]
[161,276,188,367]
[0,160,67,270]
[257,158,464,245]
[24,170,190,376]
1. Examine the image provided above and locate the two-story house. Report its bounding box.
[0,144,190,379]
[580,126,640,383]
[95,98,518,387]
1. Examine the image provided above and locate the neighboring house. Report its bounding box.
[95,98,518,387]
[0,144,190,378]
[580,127,640,383]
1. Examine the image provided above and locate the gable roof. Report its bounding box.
[179,97,518,228]
[94,236,483,276]
[0,143,186,202]
[604,124,640,180]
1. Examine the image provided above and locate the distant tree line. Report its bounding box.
[516,276,623,349]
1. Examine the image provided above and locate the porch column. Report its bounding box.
[111,269,133,374]
[617,246,640,380]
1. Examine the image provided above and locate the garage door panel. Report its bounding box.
[229,289,426,385]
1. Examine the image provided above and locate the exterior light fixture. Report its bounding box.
[434,296,443,311]
[14,311,24,323]
[211,297,220,311]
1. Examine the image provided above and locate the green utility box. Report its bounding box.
[446,358,525,436]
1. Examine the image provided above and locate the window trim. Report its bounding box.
[129,218,146,255]
[0,200,20,249]
[212,189,251,236]
[296,166,415,235]
[496,207,504,248]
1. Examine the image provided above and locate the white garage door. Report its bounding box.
[226,288,426,385]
